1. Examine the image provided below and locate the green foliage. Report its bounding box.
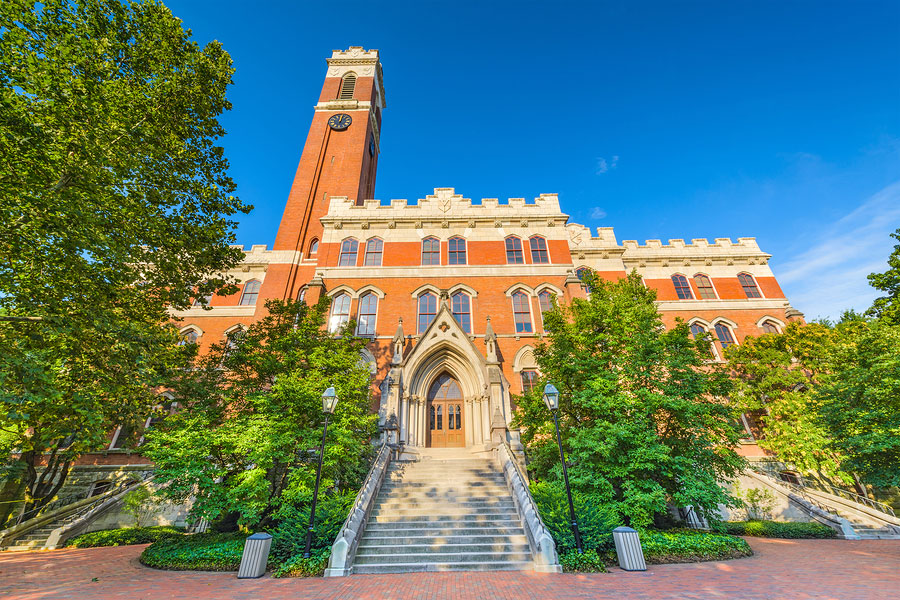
[723,520,836,539]
[731,482,776,520]
[273,548,330,578]
[269,492,354,564]
[142,297,378,529]
[559,549,607,573]
[122,486,156,528]
[867,228,900,325]
[0,0,248,518]
[139,532,244,571]
[639,529,752,563]
[530,480,620,553]
[66,525,185,548]
[514,271,745,528]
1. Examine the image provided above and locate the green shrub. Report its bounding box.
[530,480,620,553]
[66,526,185,548]
[140,532,245,571]
[639,529,752,563]
[559,549,607,573]
[273,548,330,577]
[723,520,837,539]
[269,491,355,564]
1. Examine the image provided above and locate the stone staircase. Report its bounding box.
[4,511,83,552]
[353,448,533,573]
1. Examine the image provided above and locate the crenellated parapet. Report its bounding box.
[618,237,774,279]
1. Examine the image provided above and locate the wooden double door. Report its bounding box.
[426,373,465,448]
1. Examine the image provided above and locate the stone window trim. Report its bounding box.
[239,279,261,306]
[712,319,739,351]
[178,325,202,346]
[511,289,534,334]
[693,273,718,300]
[757,316,785,334]
[329,293,352,332]
[325,284,385,300]
[528,235,550,264]
[417,291,438,334]
[738,272,764,299]
[356,292,378,337]
[505,236,525,264]
[671,273,694,300]
[450,291,472,334]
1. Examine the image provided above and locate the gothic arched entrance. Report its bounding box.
[426,373,465,448]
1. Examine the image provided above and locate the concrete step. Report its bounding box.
[353,561,533,574]
[356,542,531,556]
[373,499,516,510]
[359,534,529,546]
[370,508,518,520]
[354,550,532,566]
[364,522,525,534]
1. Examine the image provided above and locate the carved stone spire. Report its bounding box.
[392,317,405,364]
[484,316,498,364]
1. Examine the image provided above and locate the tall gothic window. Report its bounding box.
[538,290,553,313]
[505,237,524,264]
[329,293,351,332]
[451,292,471,333]
[364,238,383,266]
[529,236,549,264]
[715,323,736,350]
[738,273,762,298]
[690,322,716,358]
[448,236,466,265]
[422,237,440,265]
[339,238,358,266]
[672,274,694,300]
[512,291,533,333]
[338,72,356,99]
[239,280,261,306]
[693,274,716,299]
[357,293,378,336]
[761,320,780,334]
[521,369,538,394]
[418,293,437,333]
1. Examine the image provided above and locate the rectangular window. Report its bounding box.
[364,239,383,266]
[521,370,537,394]
[422,238,440,265]
[505,238,524,264]
[512,292,533,333]
[449,237,466,265]
[529,237,549,264]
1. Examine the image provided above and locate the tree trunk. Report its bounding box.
[852,472,869,499]
[19,447,74,522]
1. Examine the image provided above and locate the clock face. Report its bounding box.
[328,113,352,130]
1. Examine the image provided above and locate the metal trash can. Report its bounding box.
[237,532,272,579]
[612,526,647,571]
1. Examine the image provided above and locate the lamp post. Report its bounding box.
[303,386,339,558]
[543,383,583,554]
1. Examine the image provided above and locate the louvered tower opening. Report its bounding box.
[338,73,356,99]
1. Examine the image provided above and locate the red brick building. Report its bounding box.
[169,47,803,458]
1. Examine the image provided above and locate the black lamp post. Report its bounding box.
[303,386,339,558]
[543,383,583,554]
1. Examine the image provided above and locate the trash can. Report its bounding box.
[612,526,646,571]
[237,532,273,579]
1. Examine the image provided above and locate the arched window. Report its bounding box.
[239,280,261,306]
[690,322,716,357]
[418,292,437,333]
[521,369,538,394]
[297,287,307,303]
[738,273,762,298]
[715,323,736,349]
[422,237,440,265]
[451,292,471,333]
[505,237,524,264]
[308,238,319,255]
[192,292,212,308]
[538,290,553,313]
[448,236,466,265]
[761,319,780,334]
[693,274,716,299]
[339,238,358,266]
[364,238,383,266]
[529,236,549,264]
[224,326,245,357]
[178,328,199,346]
[512,291,533,333]
[338,72,356,100]
[356,293,377,336]
[671,274,693,300]
[575,267,592,294]
[329,293,351,332]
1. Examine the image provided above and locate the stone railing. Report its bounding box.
[324,442,392,577]
[494,441,561,573]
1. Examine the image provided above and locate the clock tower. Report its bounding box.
[263,47,385,304]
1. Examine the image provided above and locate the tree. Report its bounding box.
[867,228,900,325]
[513,271,745,528]
[725,321,849,482]
[0,0,250,521]
[142,298,379,529]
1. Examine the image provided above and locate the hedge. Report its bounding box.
[139,532,245,571]
[66,526,186,548]
[559,549,608,573]
[723,520,837,539]
[639,529,752,563]
[273,548,330,577]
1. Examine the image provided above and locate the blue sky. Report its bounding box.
[165,0,900,321]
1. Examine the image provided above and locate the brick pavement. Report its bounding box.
[1,537,898,600]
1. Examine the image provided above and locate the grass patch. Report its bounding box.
[723,520,837,539]
[139,532,245,571]
[66,526,186,548]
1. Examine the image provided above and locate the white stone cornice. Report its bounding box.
[655,298,788,311]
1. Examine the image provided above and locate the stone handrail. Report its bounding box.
[494,441,561,573]
[324,441,392,577]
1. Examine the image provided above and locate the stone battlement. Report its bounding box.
[326,188,564,218]
[621,237,762,251]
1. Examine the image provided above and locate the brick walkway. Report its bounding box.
[1,538,898,600]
